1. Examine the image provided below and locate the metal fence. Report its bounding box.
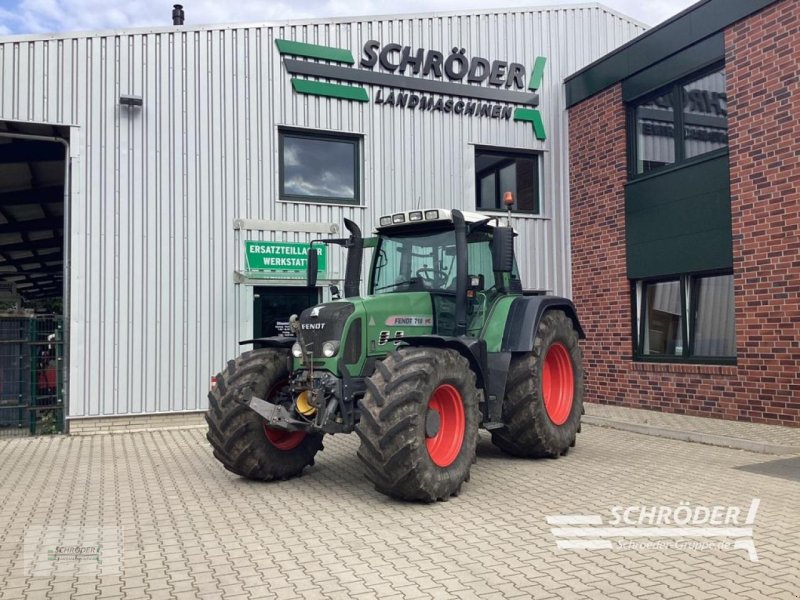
[0,315,64,436]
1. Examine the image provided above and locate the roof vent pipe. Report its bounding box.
[172,4,185,25]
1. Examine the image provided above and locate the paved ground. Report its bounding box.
[0,425,799,599]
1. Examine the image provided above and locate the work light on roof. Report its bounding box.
[392,213,405,223]
[424,210,439,220]
[379,216,392,226]
[409,211,423,221]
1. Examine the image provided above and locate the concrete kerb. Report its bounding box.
[583,415,800,456]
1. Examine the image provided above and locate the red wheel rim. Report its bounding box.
[425,384,465,468]
[542,342,575,425]
[262,379,307,451]
[264,427,306,450]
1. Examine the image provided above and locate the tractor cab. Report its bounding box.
[369,209,521,336]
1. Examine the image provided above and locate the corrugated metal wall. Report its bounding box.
[0,6,645,418]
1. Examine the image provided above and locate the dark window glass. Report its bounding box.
[635,272,736,362]
[682,70,728,159]
[692,274,735,357]
[643,280,683,356]
[630,65,727,176]
[635,91,675,173]
[475,150,539,213]
[280,131,359,204]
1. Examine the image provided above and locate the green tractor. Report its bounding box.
[207,208,584,501]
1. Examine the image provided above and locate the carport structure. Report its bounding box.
[0,120,68,435]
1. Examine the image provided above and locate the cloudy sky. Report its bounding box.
[0,0,698,36]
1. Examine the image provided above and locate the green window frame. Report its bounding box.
[475,148,541,214]
[279,128,361,205]
[628,62,728,178]
[633,272,736,364]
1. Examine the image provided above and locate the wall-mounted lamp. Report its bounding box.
[119,94,143,107]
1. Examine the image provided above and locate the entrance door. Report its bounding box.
[253,286,319,338]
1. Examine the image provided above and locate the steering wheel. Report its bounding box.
[416,267,449,288]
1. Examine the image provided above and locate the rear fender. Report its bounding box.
[501,296,585,352]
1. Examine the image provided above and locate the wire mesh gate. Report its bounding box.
[0,315,64,436]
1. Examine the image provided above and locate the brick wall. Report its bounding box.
[726,0,800,424]
[568,0,799,426]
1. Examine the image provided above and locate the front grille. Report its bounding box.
[297,302,354,358]
[343,318,362,365]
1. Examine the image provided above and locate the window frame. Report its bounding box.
[474,147,541,215]
[632,270,736,365]
[627,62,728,180]
[278,128,362,206]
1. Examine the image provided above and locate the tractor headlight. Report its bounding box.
[291,342,303,358]
[322,341,339,358]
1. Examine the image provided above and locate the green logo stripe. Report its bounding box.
[528,56,547,91]
[514,108,547,141]
[291,79,369,102]
[276,39,355,64]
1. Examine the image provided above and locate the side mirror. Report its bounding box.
[306,247,318,288]
[492,227,515,273]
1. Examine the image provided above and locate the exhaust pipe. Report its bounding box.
[451,210,468,336]
[172,4,185,25]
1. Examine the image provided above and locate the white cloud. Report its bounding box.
[0,0,699,36]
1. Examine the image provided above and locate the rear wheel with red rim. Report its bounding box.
[542,342,575,426]
[491,310,583,458]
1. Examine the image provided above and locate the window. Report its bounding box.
[682,70,728,159]
[631,64,727,176]
[643,280,683,356]
[279,129,360,204]
[370,228,519,295]
[475,149,540,214]
[634,273,735,362]
[634,91,675,173]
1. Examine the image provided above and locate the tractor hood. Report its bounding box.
[297,301,355,359]
[294,293,436,375]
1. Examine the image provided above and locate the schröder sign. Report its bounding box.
[245,241,327,272]
[276,39,547,141]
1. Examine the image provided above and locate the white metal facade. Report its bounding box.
[0,4,645,419]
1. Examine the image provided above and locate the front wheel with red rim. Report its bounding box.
[425,384,466,467]
[206,348,323,481]
[262,379,308,451]
[356,347,479,502]
[491,310,584,458]
[264,427,307,451]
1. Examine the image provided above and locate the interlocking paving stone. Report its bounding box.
[0,426,798,599]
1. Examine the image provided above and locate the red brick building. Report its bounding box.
[566,0,799,426]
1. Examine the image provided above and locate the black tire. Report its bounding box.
[491,310,584,458]
[356,347,479,502]
[206,348,323,481]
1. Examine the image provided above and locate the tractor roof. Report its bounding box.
[375,208,504,232]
